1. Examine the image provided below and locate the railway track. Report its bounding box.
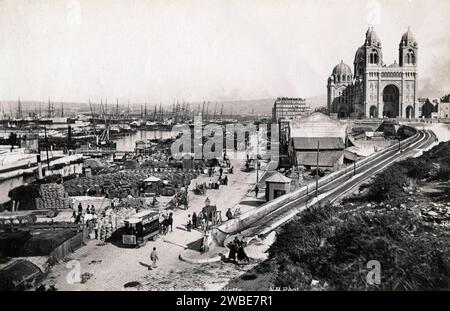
[224,129,436,242]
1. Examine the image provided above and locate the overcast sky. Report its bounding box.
[0,0,449,104]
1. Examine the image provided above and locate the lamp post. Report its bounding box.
[44,126,50,171]
[315,140,319,198]
[256,127,260,185]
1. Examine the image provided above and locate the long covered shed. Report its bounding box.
[289,137,345,170]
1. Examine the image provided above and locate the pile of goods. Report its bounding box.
[0,213,37,225]
[167,191,188,209]
[35,183,70,210]
[193,183,207,195]
[96,199,145,241]
[96,210,118,241]
[84,158,106,170]
[9,183,70,210]
[63,169,199,199]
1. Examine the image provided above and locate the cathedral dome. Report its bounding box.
[400,28,417,46]
[332,60,352,76]
[365,27,381,46]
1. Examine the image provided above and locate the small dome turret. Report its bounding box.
[332,60,352,76]
[332,60,353,83]
[365,27,381,47]
[400,27,417,47]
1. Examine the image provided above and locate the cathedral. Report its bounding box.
[327,27,418,119]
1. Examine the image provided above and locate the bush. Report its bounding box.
[434,164,450,181]
[268,204,450,290]
[367,165,407,201]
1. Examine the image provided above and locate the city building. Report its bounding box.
[327,27,419,119]
[439,95,450,119]
[264,172,292,201]
[419,98,438,118]
[272,97,310,122]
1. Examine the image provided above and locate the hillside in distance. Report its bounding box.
[208,94,327,116]
[0,94,327,117]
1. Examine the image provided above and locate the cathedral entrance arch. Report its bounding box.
[369,106,377,118]
[382,85,400,118]
[406,106,414,119]
[338,107,347,118]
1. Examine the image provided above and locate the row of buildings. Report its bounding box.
[418,95,450,119]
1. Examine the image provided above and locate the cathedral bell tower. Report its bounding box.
[354,27,383,80]
[364,27,383,67]
[399,27,418,66]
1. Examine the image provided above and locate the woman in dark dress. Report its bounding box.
[237,240,249,263]
[227,241,237,263]
[192,212,197,229]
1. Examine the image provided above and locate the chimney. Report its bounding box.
[37,154,43,180]
[68,125,72,148]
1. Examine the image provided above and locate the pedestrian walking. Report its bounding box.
[192,212,197,229]
[168,212,173,232]
[71,211,77,223]
[201,217,206,231]
[226,208,233,220]
[150,247,159,268]
[224,175,228,185]
[93,219,99,239]
[77,203,83,214]
[187,214,192,232]
[75,212,81,224]
[255,185,259,198]
[219,167,223,178]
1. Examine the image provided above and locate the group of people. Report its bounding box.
[207,164,233,178]
[227,237,249,264]
[72,203,97,224]
[159,212,173,234]
[72,203,99,239]
[186,211,208,232]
